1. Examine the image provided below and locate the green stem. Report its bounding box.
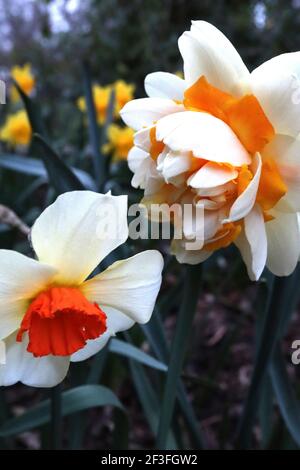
[50,384,62,450]
[236,272,297,448]
[156,264,202,449]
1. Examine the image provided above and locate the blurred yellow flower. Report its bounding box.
[103,124,134,161]
[77,85,113,125]
[0,110,32,146]
[114,80,135,114]
[10,64,35,102]
[77,80,135,124]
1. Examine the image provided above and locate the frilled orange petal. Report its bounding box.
[205,222,242,251]
[184,76,275,154]
[17,287,107,357]
[184,76,234,121]
[256,158,287,211]
[237,165,253,196]
[226,95,275,154]
[150,127,164,161]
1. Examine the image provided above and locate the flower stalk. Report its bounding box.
[236,271,299,448]
[156,263,202,449]
[50,384,62,450]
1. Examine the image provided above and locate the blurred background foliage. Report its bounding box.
[2,0,300,147]
[0,0,300,451]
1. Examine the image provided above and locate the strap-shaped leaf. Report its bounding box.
[270,346,300,447]
[142,308,204,449]
[129,359,177,448]
[0,154,95,190]
[109,338,167,372]
[0,385,123,437]
[33,134,85,193]
[156,264,202,449]
[14,80,86,193]
[237,270,299,448]
[82,63,114,190]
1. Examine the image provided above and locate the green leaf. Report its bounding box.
[109,338,167,372]
[259,375,274,448]
[0,385,123,437]
[0,154,96,190]
[237,270,299,448]
[142,309,204,449]
[129,360,177,448]
[270,346,300,447]
[156,264,202,449]
[15,79,86,194]
[82,63,114,190]
[33,134,85,193]
[13,80,46,136]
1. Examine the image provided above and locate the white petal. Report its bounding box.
[71,331,110,362]
[0,250,57,340]
[143,171,165,196]
[198,198,225,210]
[263,134,300,212]
[156,111,250,166]
[71,306,135,362]
[31,191,128,285]
[171,239,212,264]
[134,127,152,152]
[188,162,238,188]
[203,209,222,240]
[131,156,162,192]
[81,250,163,324]
[235,205,267,281]
[145,72,186,100]
[178,21,249,95]
[225,153,262,223]
[0,333,70,387]
[157,150,190,183]
[265,211,300,276]
[128,146,149,173]
[182,204,204,242]
[182,201,220,241]
[251,52,300,137]
[120,98,184,131]
[196,181,236,197]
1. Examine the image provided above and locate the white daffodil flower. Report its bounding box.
[0,191,163,387]
[121,20,300,280]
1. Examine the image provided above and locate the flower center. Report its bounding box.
[183,75,275,154]
[147,76,288,253]
[17,286,107,357]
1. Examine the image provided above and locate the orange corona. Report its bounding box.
[17,286,107,357]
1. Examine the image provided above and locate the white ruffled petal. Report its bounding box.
[156,111,250,166]
[263,134,300,212]
[120,98,184,131]
[265,210,300,276]
[188,162,238,189]
[235,205,267,281]
[171,239,212,264]
[145,72,185,100]
[178,21,249,95]
[251,52,300,137]
[225,153,261,223]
